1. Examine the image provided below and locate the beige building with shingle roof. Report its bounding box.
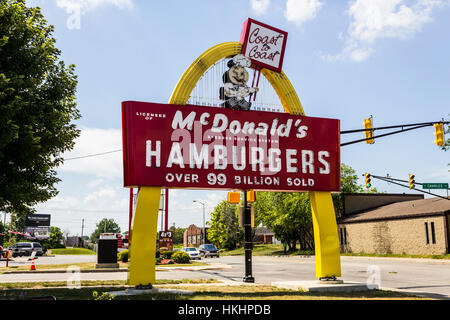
[337,196,450,255]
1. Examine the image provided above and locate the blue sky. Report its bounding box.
[18,0,449,237]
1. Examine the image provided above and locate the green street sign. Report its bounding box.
[422,183,449,190]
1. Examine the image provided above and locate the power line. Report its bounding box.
[63,149,122,161]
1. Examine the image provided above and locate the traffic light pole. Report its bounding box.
[370,175,450,201]
[341,123,431,146]
[242,190,255,283]
[340,121,449,147]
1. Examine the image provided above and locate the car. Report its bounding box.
[9,242,44,257]
[198,244,220,258]
[181,247,201,260]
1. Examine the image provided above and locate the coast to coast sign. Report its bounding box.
[122,101,340,192]
[240,18,288,72]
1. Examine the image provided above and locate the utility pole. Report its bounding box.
[81,219,85,247]
[193,200,206,245]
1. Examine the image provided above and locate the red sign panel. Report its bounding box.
[240,18,288,73]
[122,101,340,192]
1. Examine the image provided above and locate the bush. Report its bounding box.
[117,250,129,262]
[172,251,190,264]
[163,251,174,259]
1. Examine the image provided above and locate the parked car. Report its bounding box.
[198,244,220,258]
[181,247,201,260]
[8,242,44,257]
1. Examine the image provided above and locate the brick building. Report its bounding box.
[338,195,450,255]
[183,224,209,247]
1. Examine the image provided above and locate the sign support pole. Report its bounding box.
[243,190,255,283]
[128,186,161,287]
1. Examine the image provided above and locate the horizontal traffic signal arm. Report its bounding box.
[368,174,450,201]
[341,121,449,147]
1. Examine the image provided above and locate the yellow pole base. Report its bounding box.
[310,191,341,278]
[127,186,161,286]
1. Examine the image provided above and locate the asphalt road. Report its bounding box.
[1,255,449,299]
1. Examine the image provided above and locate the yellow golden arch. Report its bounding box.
[128,42,341,286]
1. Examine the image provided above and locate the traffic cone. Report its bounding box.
[30,258,36,271]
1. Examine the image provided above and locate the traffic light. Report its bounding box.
[364,118,374,144]
[408,174,415,189]
[227,192,241,204]
[433,123,444,146]
[364,173,372,188]
[246,190,256,203]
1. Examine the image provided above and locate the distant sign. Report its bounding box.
[158,231,173,251]
[240,18,287,73]
[24,214,51,240]
[422,183,449,190]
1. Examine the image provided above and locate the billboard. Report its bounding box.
[24,214,51,240]
[122,101,340,192]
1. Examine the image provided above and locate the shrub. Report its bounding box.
[92,291,115,300]
[163,251,174,259]
[117,250,129,262]
[172,251,190,264]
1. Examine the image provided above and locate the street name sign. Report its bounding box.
[422,183,449,189]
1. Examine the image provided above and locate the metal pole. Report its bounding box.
[202,203,205,245]
[81,219,84,247]
[242,190,254,283]
[165,189,169,231]
[129,188,133,243]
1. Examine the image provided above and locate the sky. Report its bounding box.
[6,0,448,237]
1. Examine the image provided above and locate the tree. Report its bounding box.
[169,225,186,245]
[0,1,80,216]
[256,192,314,252]
[207,201,242,250]
[90,218,121,243]
[41,226,65,249]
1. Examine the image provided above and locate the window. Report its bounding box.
[431,222,436,244]
[425,222,429,244]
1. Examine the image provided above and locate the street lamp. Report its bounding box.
[193,200,205,245]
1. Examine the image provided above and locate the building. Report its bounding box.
[183,224,209,247]
[65,236,83,247]
[253,227,274,244]
[338,195,450,255]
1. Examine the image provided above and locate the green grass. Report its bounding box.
[49,248,96,255]
[0,283,427,300]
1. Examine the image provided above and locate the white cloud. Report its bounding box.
[284,0,324,26]
[250,0,271,15]
[326,0,445,62]
[58,127,122,178]
[56,0,133,13]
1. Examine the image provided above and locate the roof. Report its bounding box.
[338,197,450,224]
[254,226,274,235]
